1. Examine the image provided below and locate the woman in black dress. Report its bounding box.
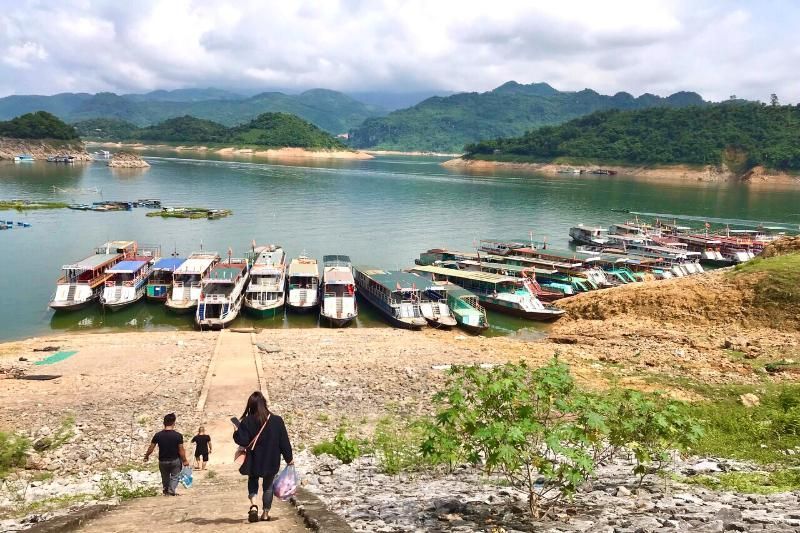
[233,391,293,522]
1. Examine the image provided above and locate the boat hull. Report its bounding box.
[286,303,318,313]
[424,316,457,329]
[101,292,145,311]
[165,300,197,314]
[49,297,96,312]
[480,299,565,322]
[456,321,489,335]
[320,313,356,328]
[244,302,284,318]
[355,292,424,330]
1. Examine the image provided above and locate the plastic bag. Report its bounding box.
[272,465,298,500]
[178,466,193,488]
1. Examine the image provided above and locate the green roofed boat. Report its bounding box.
[424,282,488,334]
[353,267,427,330]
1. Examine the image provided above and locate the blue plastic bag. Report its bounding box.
[272,465,298,500]
[179,466,193,488]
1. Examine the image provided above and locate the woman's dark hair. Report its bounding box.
[241,391,270,425]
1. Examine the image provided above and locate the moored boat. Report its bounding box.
[569,225,609,246]
[410,265,565,322]
[286,256,320,313]
[244,245,287,318]
[196,257,250,329]
[320,255,358,327]
[416,279,458,329]
[13,154,34,162]
[165,252,220,313]
[49,241,138,311]
[427,282,489,334]
[353,267,427,329]
[146,257,186,301]
[100,257,156,310]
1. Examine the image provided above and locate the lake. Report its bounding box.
[2,151,799,342]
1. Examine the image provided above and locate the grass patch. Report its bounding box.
[683,469,800,494]
[316,413,330,422]
[373,416,438,475]
[3,493,96,518]
[205,469,217,480]
[0,432,30,479]
[732,253,800,307]
[0,200,69,211]
[311,427,360,464]
[98,473,159,500]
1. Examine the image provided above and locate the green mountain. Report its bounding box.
[79,113,346,150]
[348,81,706,152]
[463,103,800,171]
[0,111,79,140]
[0,89,382,133]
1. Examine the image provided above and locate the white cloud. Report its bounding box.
[0,0,797,102]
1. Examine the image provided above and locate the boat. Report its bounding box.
[49,241,138,311]
[410,265,565,322]
[100,257,156,310]
[353,267,427,329]
[165,252,221,313]
[319,255,358,327]
[478,239,527,256]
[286,256,320,313]
[146,257,186,301]
[415,277,458,329]
[196,257,250,329]
[426,282,489,334]
[569,225,609,246]
[13,154,34,163]
[244,245,287,318]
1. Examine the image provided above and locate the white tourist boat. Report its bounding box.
[319,255,358,327]
[196,257,250,329]
[569,225,610,246]
[165,252,220,313]
[100,257,156,310]
[49,241,138,311]
[286,255,320,312]
[244,245,287,318]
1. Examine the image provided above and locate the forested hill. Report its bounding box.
[0,89,381,134]
[76,113,347,150]
[347,81,706,152]
[0,111,79,140]
[463,103,800,171]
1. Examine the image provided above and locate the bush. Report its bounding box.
[312,427,360,464]
[98,472,158,500]
[0,432,30,479]
[423,358,701,518]
[373,417,432,475]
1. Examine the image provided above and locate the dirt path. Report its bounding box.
[77,330,306,532]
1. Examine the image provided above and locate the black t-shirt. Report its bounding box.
[151,429,183,461]
[191,434,211,454]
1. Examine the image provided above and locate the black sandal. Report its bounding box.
[247,505,259,523]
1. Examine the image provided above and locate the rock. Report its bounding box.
[616,486,632,497]
[685,460,721,475]
[739,393,760,408]
[714,508,742,524]
[107,152,150,168]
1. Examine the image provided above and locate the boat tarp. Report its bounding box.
[209,264,245,280]
[323,255,351,266]
[359,268,428,290]
[64,253,121,271]
[108,260,148,273]
[152,257,186,271]
[288,259,318,277]
[323,268,355,284]
[412,265,517,285]
[175,256,218,274]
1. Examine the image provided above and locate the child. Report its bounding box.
[190,426,212,470]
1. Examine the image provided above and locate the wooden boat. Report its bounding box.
[353,267,427,330]
[319,255,358,328]
[165,252,221,313]
[49,241,138,311]
[423,282,480,332]
[146,257,186,301]
[286,256,320,313]
[196,258,249,329]
[569,225,610,246]
[244,245,287,318]
[410,265,565,322]
[100,257,156,310]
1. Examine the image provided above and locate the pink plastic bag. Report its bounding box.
[272,464,298,500]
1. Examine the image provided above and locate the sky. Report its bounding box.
[1,0,798,102]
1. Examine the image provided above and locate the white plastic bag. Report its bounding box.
[272,464,298,500]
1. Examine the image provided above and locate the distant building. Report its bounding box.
[336,133,349,139]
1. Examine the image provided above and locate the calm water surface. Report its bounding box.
[2,152,799,342]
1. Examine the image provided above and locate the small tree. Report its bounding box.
[771,93,780,106]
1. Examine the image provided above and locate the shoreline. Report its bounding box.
[364,149,462,157]
[442,157,800,186]
[86,141,374,160]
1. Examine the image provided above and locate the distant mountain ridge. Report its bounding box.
[0,88,383,134]
[348,81,708,152]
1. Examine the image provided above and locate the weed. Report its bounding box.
[311,427,360,464]
[683,469,800,494]
[98,472,159,500]
[0,432,30,479]
[206,469,217,480]
[373,416,434,475]
[30,471,54,482]
[316,413,330,423]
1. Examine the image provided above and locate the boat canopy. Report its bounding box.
[209,263,246,281]
[176,255,218,274]
[108,260,148,273]
[152,257,186,271]
[96,241,136,254]
[412,265,517,285]
[358,268,428,290]
[323,255,352,267]
[458,259,558,276]
[63,253,121,271]
[324,269,355,285]
[288,259,318,277]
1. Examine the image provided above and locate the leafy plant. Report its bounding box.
[98,472,158,500]
[312,427,360,464]
[373,416,432,475]
[0,432,30,479]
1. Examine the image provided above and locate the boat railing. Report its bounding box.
[202,293,230,303]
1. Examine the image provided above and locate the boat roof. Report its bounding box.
[357,268,428,290]
[411,265,518,285]
[323,254,352,267]
[254,248,284,265]
[97,240,136,252]
[209,263,246,281]
[323,268,355,284]
[480,239,527,247]
[64,253,121,271]
[458,259,558,275]
[509,249,585,268]
[572,225,607,232]
[288,258,318,276]
[430,282,478,299]
[152,257,186,271]
[175,255,218,274]
[108,260,148,273]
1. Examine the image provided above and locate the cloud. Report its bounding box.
[0,0,797,102]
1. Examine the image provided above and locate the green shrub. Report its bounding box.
[0,432,30,479]
[312,427,360,464]
[98,473,159,500]
[373,417,432,475]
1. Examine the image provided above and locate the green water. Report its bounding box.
[2,152,799,342]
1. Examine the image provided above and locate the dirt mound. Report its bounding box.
[760,235,800,257]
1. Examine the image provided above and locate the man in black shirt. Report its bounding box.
[190,426,212,470]
[144,413,190,496]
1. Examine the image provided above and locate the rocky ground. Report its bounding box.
[0,137,92,161]
[107,151,150,167]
